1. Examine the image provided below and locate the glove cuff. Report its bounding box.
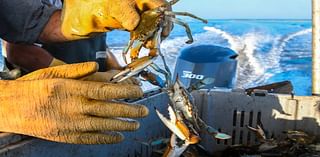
[49,58,66,67]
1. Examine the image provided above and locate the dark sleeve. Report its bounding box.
[0,0,59,44]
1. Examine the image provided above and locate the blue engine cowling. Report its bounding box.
[173,44,238,89]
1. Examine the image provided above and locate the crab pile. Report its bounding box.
[222,125,320,157]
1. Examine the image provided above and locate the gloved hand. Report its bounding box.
[0,62,148,144]
[61,0,167,40]
[47,57,139,85]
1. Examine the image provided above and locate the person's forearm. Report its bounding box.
[5,42,53,72]
[39,11,68,43]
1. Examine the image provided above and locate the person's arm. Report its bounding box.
[5,42,54,72]
[39,11,68,43]
[0,0,170,44]
[0,1,63,44]
[4,40,139,84]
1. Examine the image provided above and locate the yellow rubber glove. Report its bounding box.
[47,57,139,84]
[61,0,167,40]
[0,62,148,144]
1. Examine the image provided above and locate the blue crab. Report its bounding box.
[110,1,230,156]
[111,0,207,82]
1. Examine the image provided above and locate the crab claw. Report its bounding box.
[163,134,190,157]
[205,125,232,140]
[111,56,156,83]
[155,106,200,144]
[215,133,232,140]
[140,71,166,88]
[246,125,266,140]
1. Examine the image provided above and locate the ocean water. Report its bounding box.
[107,19,312,96]
[0,19,312,95]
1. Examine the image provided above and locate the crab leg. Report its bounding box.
[111,56,156,83]
[168,0,180,6]
[247,124,267,141]
[129,41,144,61]
[197,118,232,140]
[157,51,172,85]
[150,63,171,87]
[156,107,188,141]
[187,77,215,92]
[153,28,173,85]
[167,17,194,44]
[155,106,200,144]
[147,27,162,57]
[140,70,166,88]
[157,46,172,84]
[164,11,208,24]
[163,134,189,157]
[123,40,144,64]
[122,40,134,64]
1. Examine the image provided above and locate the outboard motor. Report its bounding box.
[173,44,238,89]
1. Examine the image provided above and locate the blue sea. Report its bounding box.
[0,19,312,96]
[107,19,312,96]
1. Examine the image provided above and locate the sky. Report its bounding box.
[173,0,312,19]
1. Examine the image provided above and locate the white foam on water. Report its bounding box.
[203,26,242,51]
[110,26,271,88]
[250,28,312,86]
[204,26,273,87]
[109,26,310,89]
[282,28,312,44]
[265,28,311,72]
[158,27,240,73]
[241,33,267,75]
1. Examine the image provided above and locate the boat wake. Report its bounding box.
[203,26,271,87]
[202,26,312,87]
[109,26,311,89]
[265,28,312,71]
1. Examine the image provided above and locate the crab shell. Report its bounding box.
[129,9,164,59]
[131,9,164,41]
[168,79,195,121]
